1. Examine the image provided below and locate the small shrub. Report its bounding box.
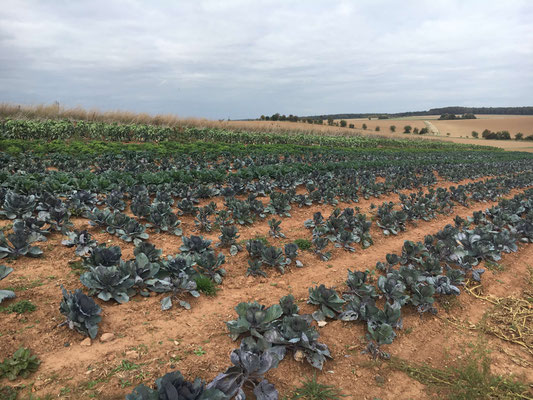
[194,275,217,296]
[375,126,380,132]
[0,386,17,400]
[1,300,36,314]
[252,235,269,246]
[471,131,479,138]
[0,347,40,381]
[290,373,345,400]
[294,239,312,250]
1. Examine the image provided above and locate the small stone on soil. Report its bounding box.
[294,350,305,362]
[126,350,139,359]
[81,338,91,346]
[100,333,115,342]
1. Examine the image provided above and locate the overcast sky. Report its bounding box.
[1,1,532,119]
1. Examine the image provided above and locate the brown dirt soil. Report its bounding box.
[0,183,532,399]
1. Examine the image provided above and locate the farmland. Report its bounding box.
[0,118,533,400]
[228,115,533,152]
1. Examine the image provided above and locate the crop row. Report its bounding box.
[2,183,531,398]
[1,118,502,151]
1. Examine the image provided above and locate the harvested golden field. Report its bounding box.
[341,115,533,138]
[431,115,533,138]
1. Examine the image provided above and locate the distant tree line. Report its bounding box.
[260,113,299,122]
[477,129,533,141]
[438,113,476,120]
[482,129,511,140]
[429,106,533,116]
[298,106,533,120]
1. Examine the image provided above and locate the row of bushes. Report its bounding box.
[471,129,533,141]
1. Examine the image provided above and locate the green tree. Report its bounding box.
[340,120,347,127]
[403,125,412,133]
[471,131,479,138]
[390,125,396,133]
[375,126,380,131]
[348,123,355,129]
[419,127,428,134]
[515,132,524,140]
[327,117,334,126]
[362,123,367,130]
[413,127,419,134]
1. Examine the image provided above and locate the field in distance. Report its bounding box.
[230,115,533,152]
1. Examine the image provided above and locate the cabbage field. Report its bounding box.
[0,120,532,399]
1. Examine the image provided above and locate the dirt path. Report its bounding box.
[424,120,440,136]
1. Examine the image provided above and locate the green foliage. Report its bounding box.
[226,301,282,340]
[80,262,135,304]
[0,347,40,381]
[308,285,345,321]
[290,373,345,400]
[194,275,218,296]
[0,385,17,400]
[294,239,312,251]
[439,113,476,120]
[1,299,36,314]
[482,129,511,140]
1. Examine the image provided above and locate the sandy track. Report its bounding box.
[424,120,440,136]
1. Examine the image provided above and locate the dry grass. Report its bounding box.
[0,102,217,128]
[0,103,369,138]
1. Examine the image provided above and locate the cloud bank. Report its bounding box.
[1,0,532,118]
